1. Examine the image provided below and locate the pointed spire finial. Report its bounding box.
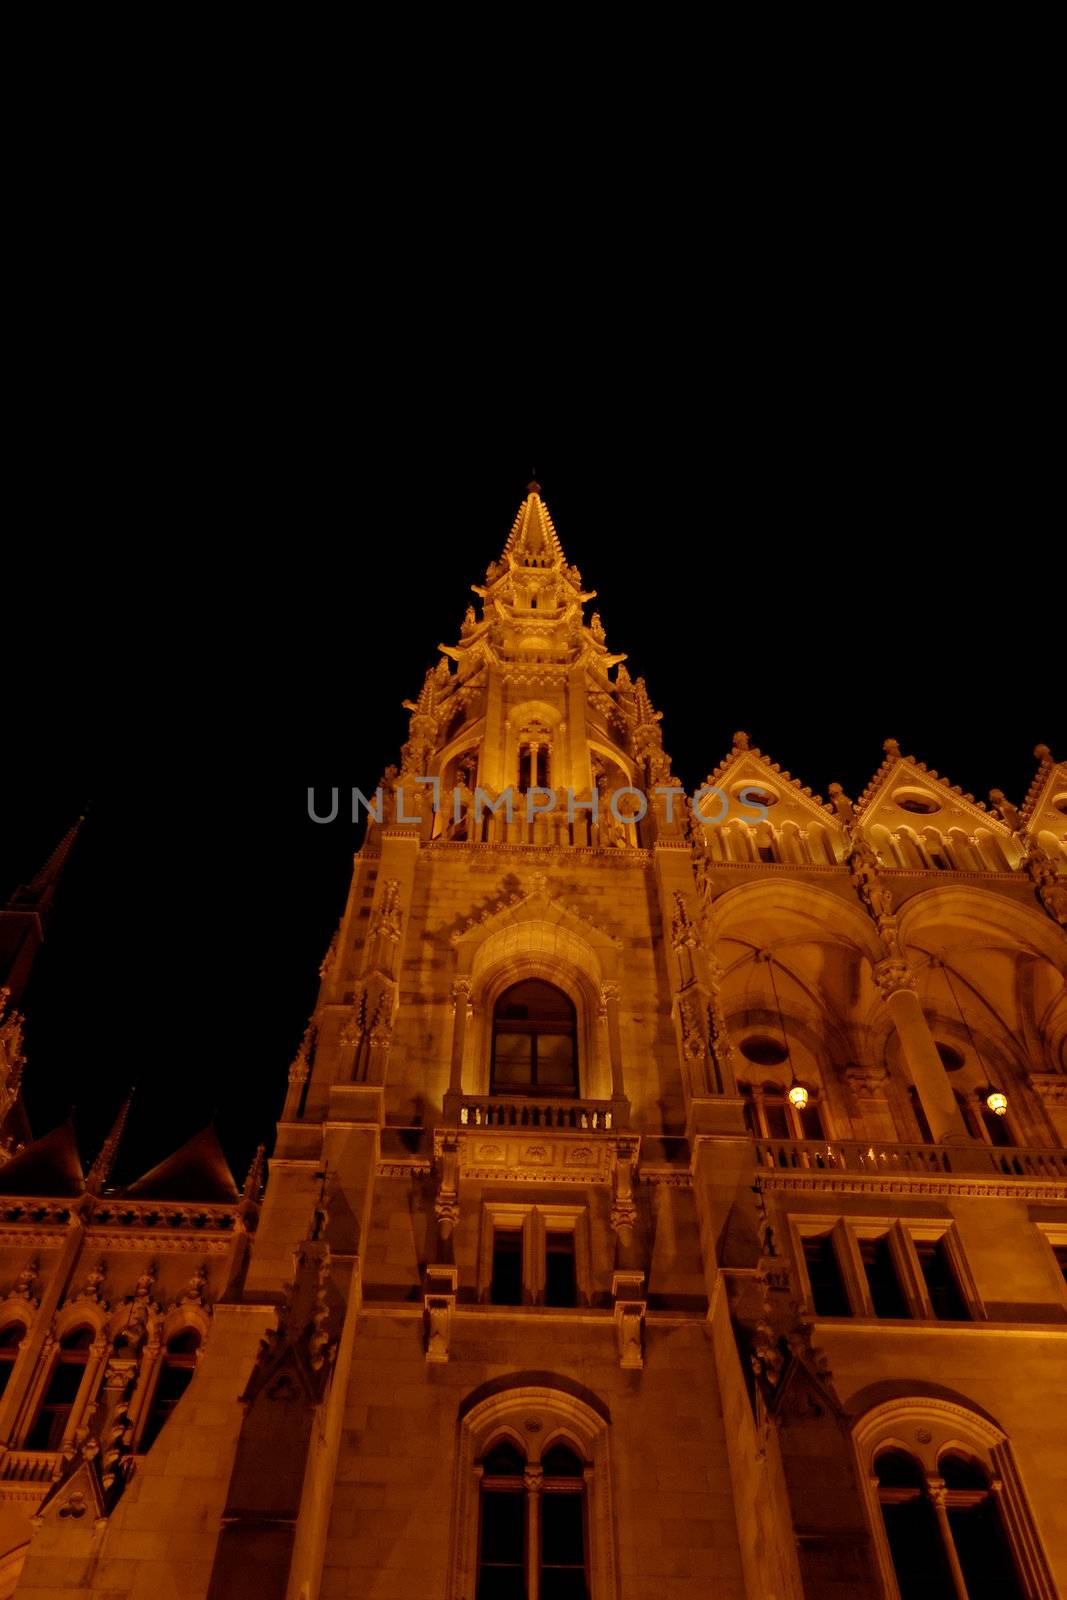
[86,1088,134,1195]
[241,1143,267,1205]
[6,813,86,919]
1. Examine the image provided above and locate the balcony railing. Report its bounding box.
[0,1447,63,1483]
[755,1138,1067,1180]
[457,1096,615,1131]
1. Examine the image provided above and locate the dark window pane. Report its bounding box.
[881,1496,956,1598]
[764,1100,790,1140]
[803,1234,852,1317]
[916,1239,969,1320]
[948,1499,1025,1600]
[540,1571,588,1600]
[938,1453,987,1491]
[799,1101,825,1140]
[541,1491,585,1565]
[545,1236,577,1308]
[139,1360,195,1452]
[480,1489,525,1565]
[1054,1246,1067,1286]
[491,1232,523,1306]
[483,1442,526,1478]
[535,1034,576,1089]
[876,1450,925,1489]
[909,1088,934,1143]
[980,1106,1012,1147]
[542,1444,584,1478]
[492,1034,534,1088]
[860,1236,911,1319]
[477,1567,527,1600]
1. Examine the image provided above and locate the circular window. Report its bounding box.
[740,1034,789,1067]
[1052,792,1067,816]
[936,1042,965,1071]
[730,781,778,807]
[894,790,939,816]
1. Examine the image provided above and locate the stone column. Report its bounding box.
[876,960,969,1143]
[443,978,472,1120]
[926,1478,970,1600]
[524,1463,543,1600]
[600,982,628,1119]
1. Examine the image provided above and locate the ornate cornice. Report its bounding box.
[759,1172,1067,1201]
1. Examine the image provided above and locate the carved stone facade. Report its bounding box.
[2,485,1066,1598]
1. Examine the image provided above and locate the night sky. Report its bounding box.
[3,395,1061,1186]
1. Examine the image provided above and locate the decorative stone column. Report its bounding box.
[524,1462,544,1600]
[443,978,473,1121]
[926,1477,970,1600]
[599,982,629,1122]
[876,960,968,1143]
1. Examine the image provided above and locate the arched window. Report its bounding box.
[939,1452,1025,1598]
[138,1328,201,1452]
[0,1323,24,1400]
[453,1383,617,1600]
[491,981,578,1096]
[26,1325,94,1451]
[875,1448,956,1597]
[477,1435,589,1599]
[856,1400,1050,1600]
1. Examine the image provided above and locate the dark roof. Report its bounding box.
[0,1120,85,1197]
[122,1125,239,1202]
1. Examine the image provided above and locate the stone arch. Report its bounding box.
[450,1377,618,1600]
[851,1391,1056,1599]
[453,886,622,1102]
[708,880,886,1126]
[897,885,1067,1135]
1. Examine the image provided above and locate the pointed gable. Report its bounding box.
[1019,743,1067,861]
[855,739,1020,870]
[123,1125,239,1202]
[694,733,844,866]
[0,1119,85,1196]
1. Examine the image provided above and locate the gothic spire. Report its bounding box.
[5,813,85,921]
[0,813,86,1005]
[501,482,567,567]
[85,1088,134,1195]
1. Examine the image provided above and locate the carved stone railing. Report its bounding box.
[755,1138,1067,1180]
[457,1096,616,1131]
[0,1447,63,1483]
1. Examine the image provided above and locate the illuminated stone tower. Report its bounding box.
[5,487,1067,1599]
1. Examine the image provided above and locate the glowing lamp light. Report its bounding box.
[788,1083,809,1111]
[986,1090,1008,1117]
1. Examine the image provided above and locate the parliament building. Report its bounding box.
[1,486,1066,1598]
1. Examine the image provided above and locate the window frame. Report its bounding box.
[450,1384,618,1600]
[739,1080,829,1142]
[1034,1221,1067,1310]
[480,1202,590,1308]
[490,979,579,1098]
[790,1216,982,1323]
[854,1398,1056,1600]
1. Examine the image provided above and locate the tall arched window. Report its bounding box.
[0,1322,24,1400]
[25,1325,94,1451]
[477,1435,589,1599]
[453,1383,617,1600]
[138,1328,201,1452]
[491,981,578,1096]
[856,1399,1051,1600]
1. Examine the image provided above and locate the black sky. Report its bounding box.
[3,349,1062,1185]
